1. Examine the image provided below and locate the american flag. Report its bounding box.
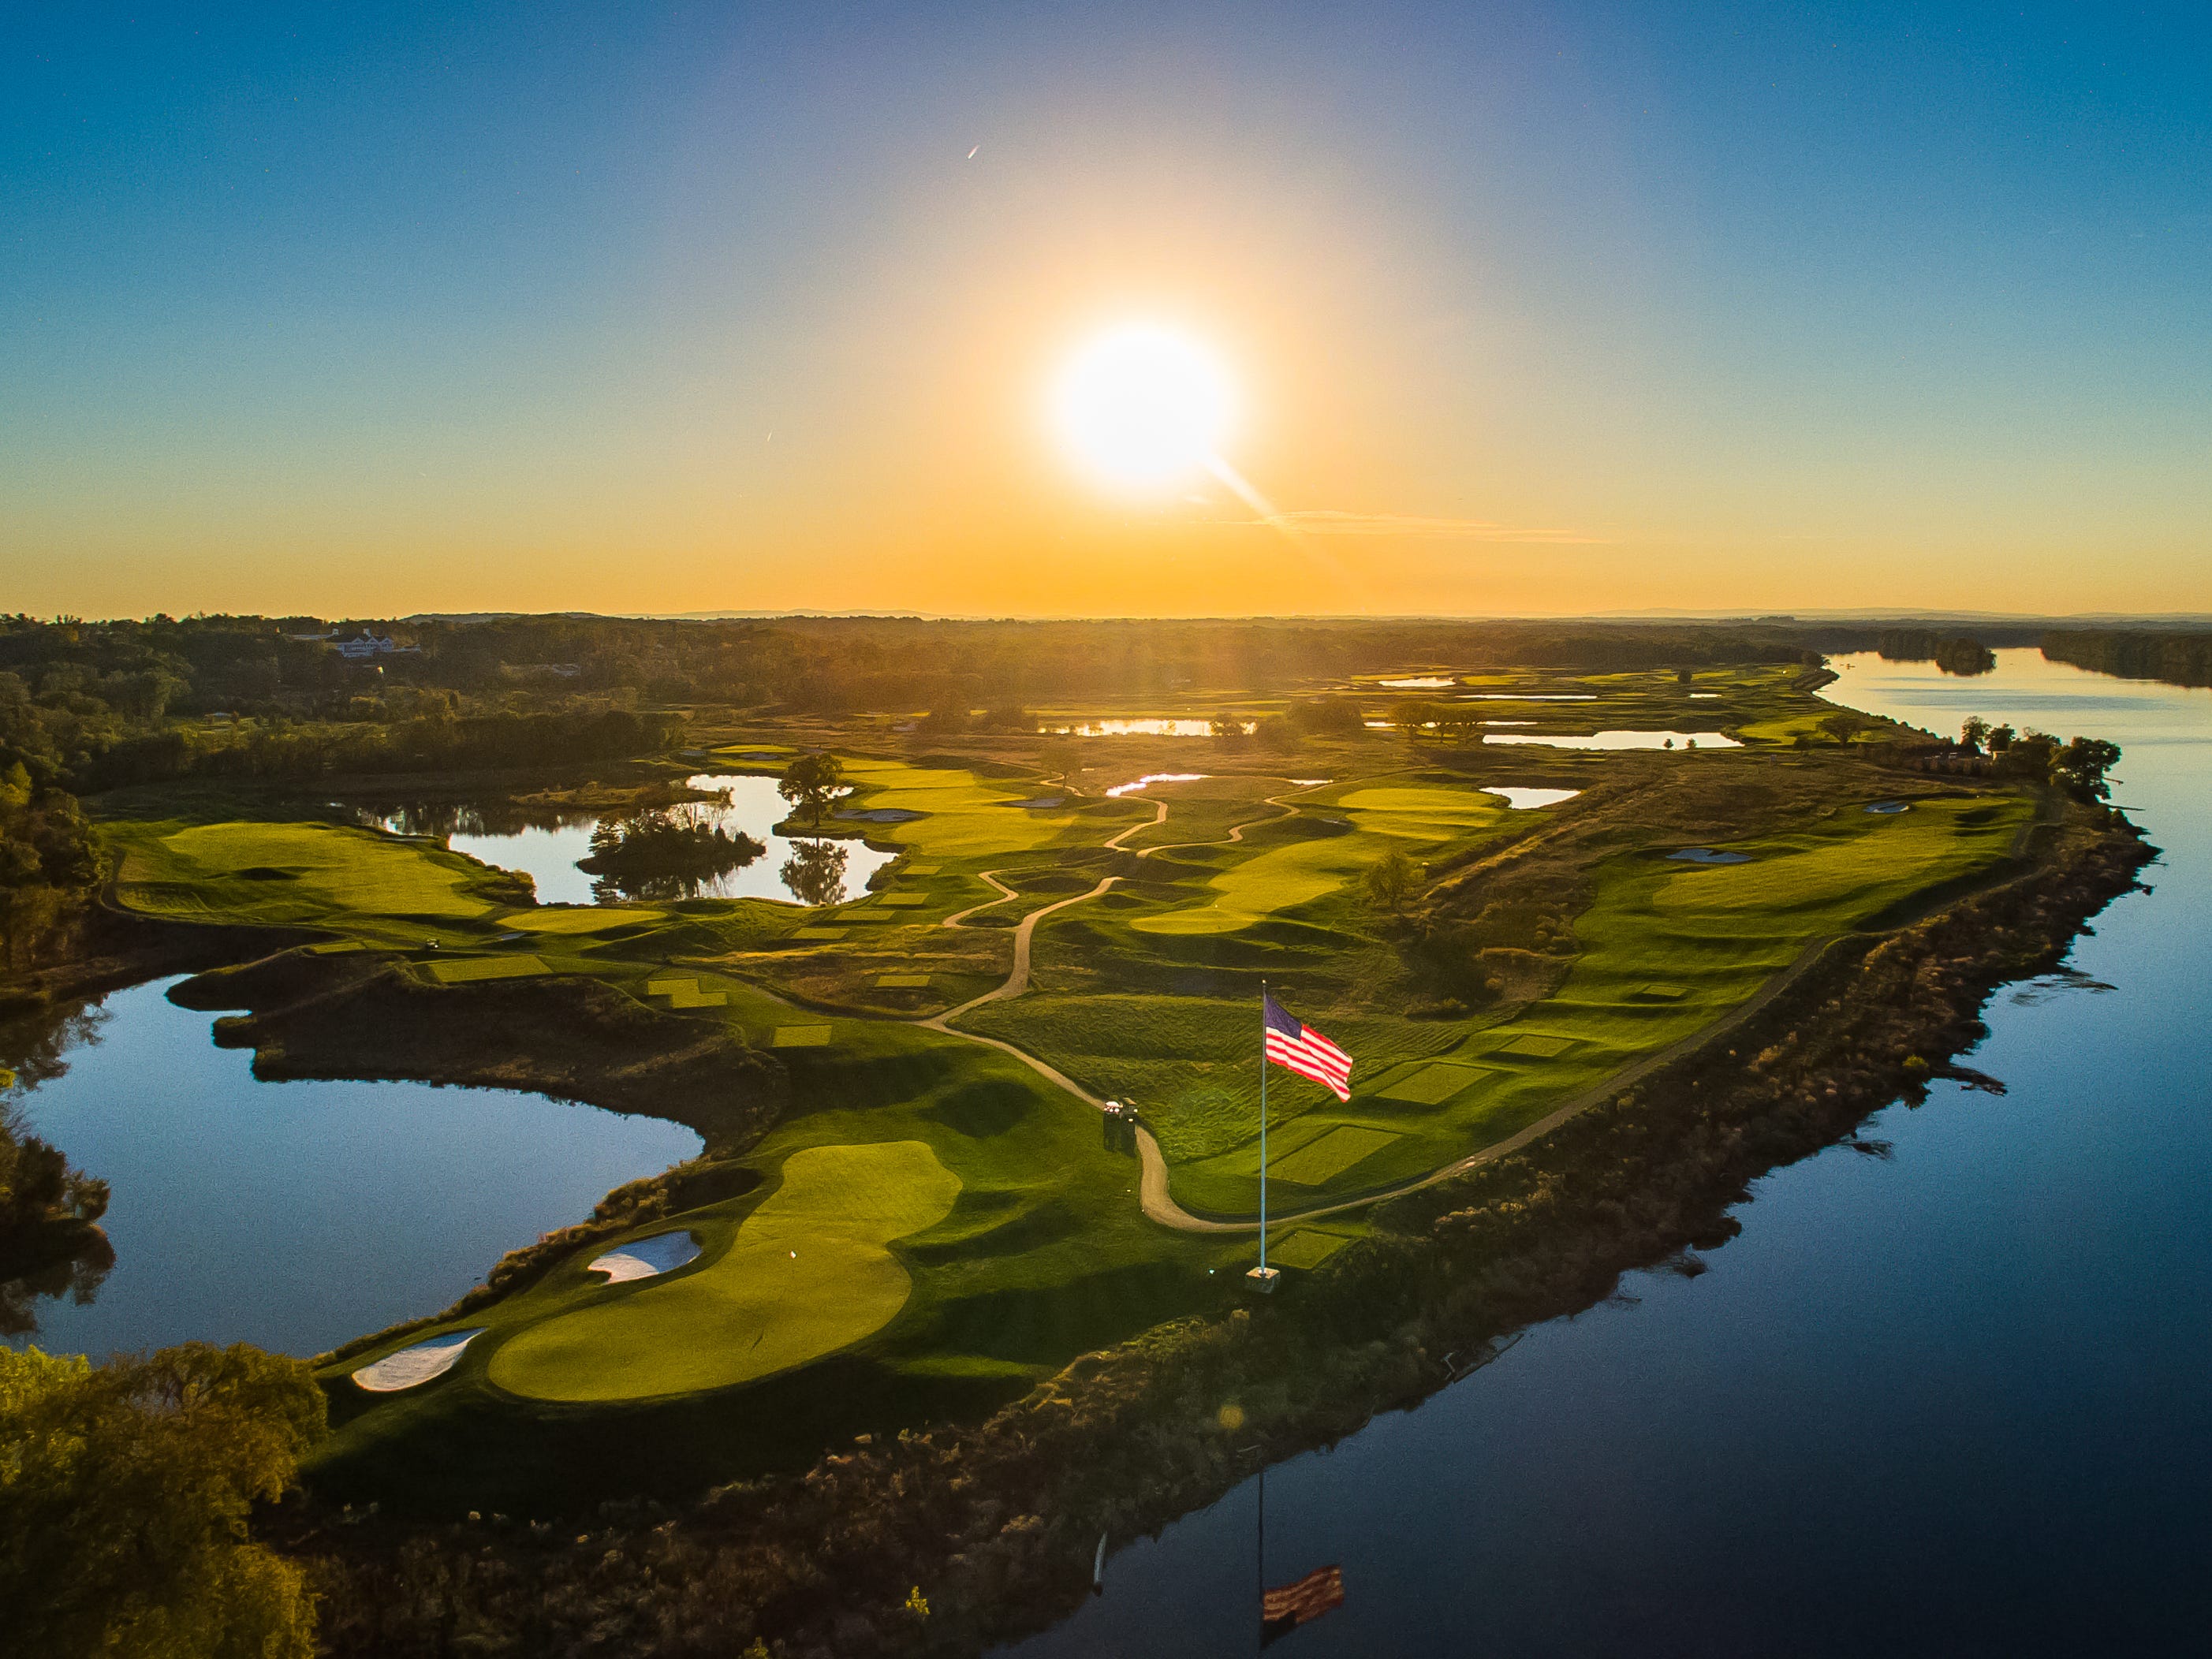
[1263,993,1352,1101]
[1262,1563,1346,1645]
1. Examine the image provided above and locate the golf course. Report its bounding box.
[88,661,2066,1508]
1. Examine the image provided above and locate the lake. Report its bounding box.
[2,978,699,1359]
[1006,648,2212,1657]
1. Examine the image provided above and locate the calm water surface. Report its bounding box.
[367,772,895,906]
[1010,649,2212,1657]
[2,978,699,1358]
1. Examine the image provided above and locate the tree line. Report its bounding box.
[2042,628,2212,689]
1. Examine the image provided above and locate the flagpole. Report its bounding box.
[1258,979,1268,1280]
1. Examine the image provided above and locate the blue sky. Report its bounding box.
[4,2,2206,615]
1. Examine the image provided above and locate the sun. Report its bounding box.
[1054,324,1233,491]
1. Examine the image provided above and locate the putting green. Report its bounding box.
[838,759,1078,857]
[489,1142,962,1402]
[138,822,491,919]
[503,907,664,934]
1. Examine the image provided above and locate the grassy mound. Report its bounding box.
[488,1142,962,1402]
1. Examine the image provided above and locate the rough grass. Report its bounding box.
[487,1142,963,1402]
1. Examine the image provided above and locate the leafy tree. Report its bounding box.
[1960,716,1990,751]
[1287,697,1364,738]
[0,1342,326,1658]
[1037,738,1084,794]
[1361,849,1423,917]
[1817,710,1867,744]
[1253,715,1300,754]
[2053,736,2122,801]
[776,752,845,830]
[1986,723,2016,752]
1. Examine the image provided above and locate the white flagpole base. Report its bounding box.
[1244,1266,1281,1294]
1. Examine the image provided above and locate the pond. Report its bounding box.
[1007,647,2212,1655]
[1,978,699,1359]
[364,774,897,907]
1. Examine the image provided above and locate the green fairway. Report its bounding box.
[487,1142,963,1402]
[116,821,494,922]
[837,758,1099,858]
[502,906,665,934]
[772,1024,834,1046]
[1130,777,1508,935]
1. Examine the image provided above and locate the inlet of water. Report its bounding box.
[2,979,699,1359]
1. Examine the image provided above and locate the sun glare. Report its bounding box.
[1054,324,1233,491]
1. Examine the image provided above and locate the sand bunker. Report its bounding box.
[588,1231,703,1284]
[1866,801,1912,815]
[1669,847,1753,865]
[1484,787,1582,810]
[353,1328,485,1392]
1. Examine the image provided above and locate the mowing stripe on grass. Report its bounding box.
[772,1025,833,1047]
[875,973,932,988]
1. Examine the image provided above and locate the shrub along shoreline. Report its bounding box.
[291,796,2153,1659]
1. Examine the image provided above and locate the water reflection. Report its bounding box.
[359,774,896,907]
[2,979,699,1358]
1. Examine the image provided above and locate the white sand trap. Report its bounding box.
[588,1230,703,1284]
[1484,787,1582,810]
[353,1328,485,1392]
[1485,729,1742,751]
